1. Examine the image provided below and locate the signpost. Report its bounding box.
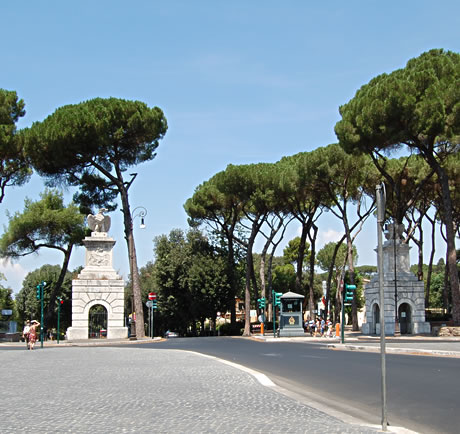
[56,297,63,344]
[146,293,157,338]
[36,281,46,348]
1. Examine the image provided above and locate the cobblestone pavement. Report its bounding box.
[1,347,381,433]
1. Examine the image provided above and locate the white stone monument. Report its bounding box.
[362,223,430,335]
[66,209,128,340]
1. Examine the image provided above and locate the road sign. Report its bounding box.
[148,292,157,300]
[146,300,153,308]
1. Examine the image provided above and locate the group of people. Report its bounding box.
[305,317,334,338]
[22,320,40,350]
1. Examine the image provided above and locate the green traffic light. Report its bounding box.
[344,283,356,302]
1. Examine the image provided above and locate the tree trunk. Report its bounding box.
[45,245,73,328]
[295,223,308,294]
[425,153,460,324]
[324,237,346,320]
[342,208,358,331]
[417,224,424,281]
[243,216,264,336]
[425,214,437,308]
[443,249,450,313]
[308,224,317,318]
[226,232,237,325]
[120,186,145,338]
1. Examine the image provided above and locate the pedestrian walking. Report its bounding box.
[320,318,325,337]
[326,319,332,338]
[309,319,315,336]
[22,320,30,350]
[28,320,40,350]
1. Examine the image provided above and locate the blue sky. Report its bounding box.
[1,1,459,294]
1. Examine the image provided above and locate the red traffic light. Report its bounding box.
[60,299,64,304]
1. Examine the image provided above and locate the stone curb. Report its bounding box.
[326,343,460,358]
[0,337,164,348]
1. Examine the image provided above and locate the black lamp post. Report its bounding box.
[129,206,147,340]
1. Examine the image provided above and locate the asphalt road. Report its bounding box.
[134,337,460,434]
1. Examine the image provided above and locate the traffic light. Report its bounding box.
[57,297,64,305]
[274,292,282,307]
[344,284,356,303]
[36,281,46,300]
[257,297,266,309]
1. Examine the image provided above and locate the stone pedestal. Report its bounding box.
[66,232,128,340]
[362,224,430,336]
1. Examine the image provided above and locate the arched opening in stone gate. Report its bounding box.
[372,303,380,335]
[398,303,412,335]
[88,304,108,339]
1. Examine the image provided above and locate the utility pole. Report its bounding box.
[376,183,387,431]
[36,281,46,348]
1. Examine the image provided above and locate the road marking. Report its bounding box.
[300,355,325,359]
[178,350,276,387]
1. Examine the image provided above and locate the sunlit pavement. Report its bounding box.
[1,345,385,433]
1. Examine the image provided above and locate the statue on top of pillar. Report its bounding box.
[87,208,111,233]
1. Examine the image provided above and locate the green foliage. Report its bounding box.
[428,273,445,308]
[152,229,231,335]
[217,321,244,336]
[271,263,296,293]
[317,242,349,273]
[0,189,86,257]
[336,49,460,156]
[282,237,310,267]
[355,265,377,280]
[0,286,16,322]
[23,97,168,212]
[0,89,32,203]
[15,264,73,330]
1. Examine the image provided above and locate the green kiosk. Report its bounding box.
[279,291,305,337]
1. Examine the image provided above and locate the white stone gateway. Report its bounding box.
[66,209,128,340]
[362,223,431,336]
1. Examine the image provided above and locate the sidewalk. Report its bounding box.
[253,330,460,357]
[0,336,162,348]
[2,345,387,433]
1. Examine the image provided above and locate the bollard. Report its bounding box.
[335,322,340,338]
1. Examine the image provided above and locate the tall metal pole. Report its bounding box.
[40,282,45,349]
[272,290,276,338]
[393,221,399,335]
[151,305,155,339]
[377,184,388,430]
[57,298,61,344]
[341,295,345,344]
